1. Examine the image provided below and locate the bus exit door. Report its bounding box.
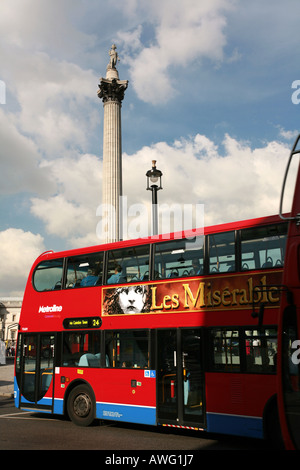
[16,333,55,410]
[157,328,204,429]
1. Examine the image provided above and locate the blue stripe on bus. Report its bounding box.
[14,384,155,426]
[19,396,53,405]
[206,412,263,439]
[14,377,19,407]
[20,407,52,414]
[53,398,64,415]
[18,397,63,415]
[96,402,156,425]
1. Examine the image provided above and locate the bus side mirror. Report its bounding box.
[287,289,294,306]
[252,303,265,328]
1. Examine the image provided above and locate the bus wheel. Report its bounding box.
[67,384,96,427]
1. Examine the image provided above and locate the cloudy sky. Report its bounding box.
[0,0,299,297]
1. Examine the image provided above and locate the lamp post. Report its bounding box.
[146,160,163,236]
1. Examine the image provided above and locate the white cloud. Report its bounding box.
[0,0,95,57]
[0,228,45,297]
[30,153,102,247]
[6,122,292,249]
[123,134,292,230]
[277,126,299,141]
[118,0,234,103]
[0,109,53,196]
[4,51,99,156]
[0,2,99,160]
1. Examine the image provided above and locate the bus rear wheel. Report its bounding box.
[67,384,96,426]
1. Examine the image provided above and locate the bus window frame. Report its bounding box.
[208,325,278,375]
[104,329,151,369]
[65,252,103,289]
[33,258,65,292]
[153,236,205,280]
[208,230,236,274]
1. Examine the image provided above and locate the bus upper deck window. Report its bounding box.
[33,259,64,291]
[154,236,204,279]
[106,245,150,284]
[66,253,103,288]
[241,223,287,271]
[209,231,235,274]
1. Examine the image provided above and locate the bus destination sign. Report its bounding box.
[63,316,102,329]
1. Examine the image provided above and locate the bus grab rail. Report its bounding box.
[279,133,300,224]
[251,284,294,327]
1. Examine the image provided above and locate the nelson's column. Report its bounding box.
[98,44,128,243]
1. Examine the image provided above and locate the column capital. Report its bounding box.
[98,78,128,104]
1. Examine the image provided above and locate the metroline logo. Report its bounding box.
[39,304,63,313]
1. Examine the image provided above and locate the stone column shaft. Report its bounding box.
[102,100,122,242]
[98,67,128,243]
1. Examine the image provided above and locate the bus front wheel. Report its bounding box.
[67,384,96,427]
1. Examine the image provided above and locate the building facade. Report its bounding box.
[0,298,22,350]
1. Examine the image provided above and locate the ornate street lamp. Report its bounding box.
[146,160,163,236]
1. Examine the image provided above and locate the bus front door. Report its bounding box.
[16,333,55,410]
[157,328,204,429]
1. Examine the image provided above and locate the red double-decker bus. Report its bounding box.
[14,213,287,442]
[277,134,300,449]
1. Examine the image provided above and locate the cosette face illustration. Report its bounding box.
[117,285,148,314]
[103,285,151,315]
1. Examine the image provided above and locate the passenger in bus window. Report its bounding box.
[189,259,202,276]
[80,268,98,287]
[107,265,122,284]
